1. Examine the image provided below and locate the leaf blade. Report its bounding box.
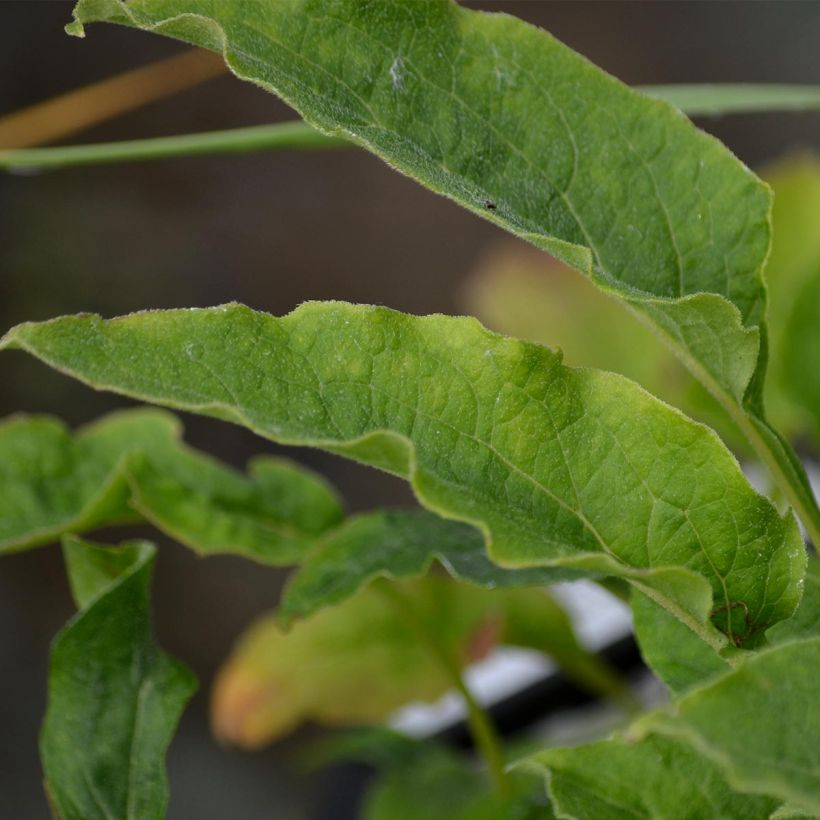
[1,302,805,646]
[65,0,820,542]
[0,408,344,562]
[41,536,196,820]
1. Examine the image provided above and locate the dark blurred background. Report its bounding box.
[1,2,819,817]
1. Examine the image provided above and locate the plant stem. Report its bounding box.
[0,49,225,150]
[0,121,348,172]
[375,581,510,796]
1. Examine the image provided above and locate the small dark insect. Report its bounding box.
[483,199,497,210]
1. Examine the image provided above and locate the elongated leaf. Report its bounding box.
[0,408,343,561]
[41,536,196,820]
[461,241,747,453]
[525,733,778,820]
[651,638,820,812]
[279,509,562,625]
[212,577,513,747]
[1,303,805,648]
[65,0,820,542]
[279,510,630,705]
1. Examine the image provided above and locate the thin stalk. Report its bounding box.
[375,581,510,796]
[0,122,347,172]
[0,49,225,149]
[639,83,820,117]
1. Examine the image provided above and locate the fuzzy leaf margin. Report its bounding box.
[65,0,820,542]
[1,302,806,649]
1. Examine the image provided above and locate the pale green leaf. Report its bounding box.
[0,302,806,648]
[212,577,511,747]
[524,732,778,820]
[461,241,747,453]
[65,0,820,542]
[631,590,731,695]
[0,408,343,561]
[41,536,196,820]
[651,638,820,811]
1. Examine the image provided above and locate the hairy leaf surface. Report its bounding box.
[0,408,343,561]
[462,241,746,452]
[1,302,805,647]
[651,638,820,811]
[66,0,820,539]
[40,536,196,820]
[525,733,778,820]
[631,591,731,694]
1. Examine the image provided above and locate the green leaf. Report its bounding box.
[212,577,509,747]
[65,0,820,543]
[2,85,816,173]
[0,408,343,562]
[765,554,820,644]
[279,508,563,625]
[41,536,196,820]
[632,551,818,698]
[631,590,731,695]
[524,732,778,820]
[462,241,748,453]
[651,638,820,812]
[642,84,820,116]
[1,302,805,648]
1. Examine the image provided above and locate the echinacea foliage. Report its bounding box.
[2,1,820,818]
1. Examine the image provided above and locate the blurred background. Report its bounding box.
[2,2,820,817]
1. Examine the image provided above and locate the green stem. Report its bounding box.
[375,581,510,796]
[0,121,347,171]
[7,83,820,172]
